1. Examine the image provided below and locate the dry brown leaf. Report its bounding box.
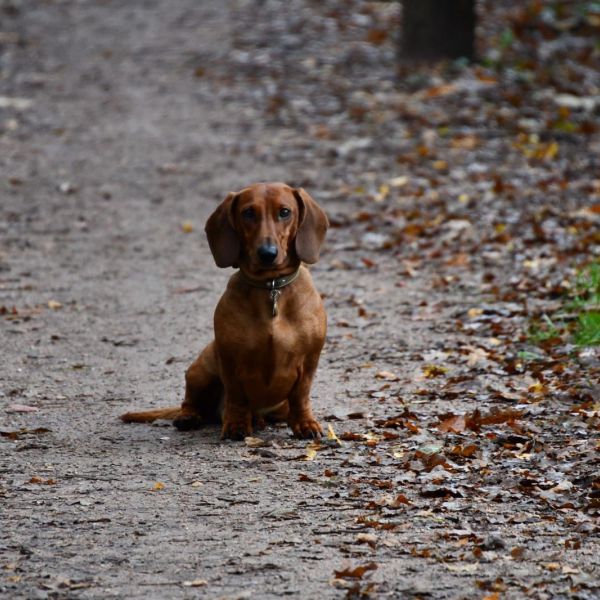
[334,562,378,580]
[438,415,466,433]
[423,83,457,98]
[339,432,366,441]
[448,444,478,458]
[356,533,378,547]
[389,493,411,508]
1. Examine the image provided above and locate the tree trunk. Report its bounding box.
[401,0,475,61]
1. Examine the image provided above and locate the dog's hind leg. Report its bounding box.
[121,341,223,428]
[173,341,223,430]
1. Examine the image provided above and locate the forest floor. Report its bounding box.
[1,1,599,598]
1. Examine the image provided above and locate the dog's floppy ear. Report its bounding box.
[293,188,329,264]
[205,192,240,268]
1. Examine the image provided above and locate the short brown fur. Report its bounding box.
[121,182,328,440]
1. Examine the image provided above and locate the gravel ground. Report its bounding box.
[1,1,598,599]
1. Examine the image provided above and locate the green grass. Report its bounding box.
[574,312,600,345]
[571,263,600,346]
[528,262,600,347]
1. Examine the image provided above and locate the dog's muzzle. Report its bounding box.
[257,243,278,265]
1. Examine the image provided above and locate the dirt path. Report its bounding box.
[1,1,598,599]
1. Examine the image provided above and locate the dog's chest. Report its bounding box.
[220,311,319,400]
[215,278,325,402]
[237,318,304,378]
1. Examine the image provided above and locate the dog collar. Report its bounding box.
[238,268,300,317]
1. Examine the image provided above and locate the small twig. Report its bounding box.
[137,582,184,587]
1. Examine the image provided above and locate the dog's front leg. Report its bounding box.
[287,363,322,439]
[220,378,252,440]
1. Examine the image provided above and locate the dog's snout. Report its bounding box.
[257,243,278,265]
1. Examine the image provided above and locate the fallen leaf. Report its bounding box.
[423,83,457,98]
[561,565,580,574]
[29,476,57,485]
[438,415,467,433]
[356,533,378,547]
[244,436,268,448]
[356,516,397,531]
[411,547,431,558]
[469,408,523,429]
[0,427,50,440]
[327,424,341,445]
[448,444,478,457]
[334,562,378,580]
[422,364,448,378]
[304,440,321,461]
[340,432,366,441]
[365,28,388,45]
[388,493,411,508]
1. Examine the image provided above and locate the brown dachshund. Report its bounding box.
[121,182,329,440]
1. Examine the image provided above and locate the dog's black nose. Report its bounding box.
[257,244,278,265]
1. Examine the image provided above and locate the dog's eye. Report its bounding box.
[241,207,256,221]
[278,207,291,219]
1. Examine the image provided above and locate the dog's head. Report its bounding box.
[205,182,328,277]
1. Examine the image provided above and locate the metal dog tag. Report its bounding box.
[269,289,281,317]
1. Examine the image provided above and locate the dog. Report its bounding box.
[121,182,329,440]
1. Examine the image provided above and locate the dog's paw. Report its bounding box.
[289,419,323,439]
[221,420,253,441]
[253,417,267,431]
[173,413,203,431]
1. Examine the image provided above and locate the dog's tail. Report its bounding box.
[120,407,182,423]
